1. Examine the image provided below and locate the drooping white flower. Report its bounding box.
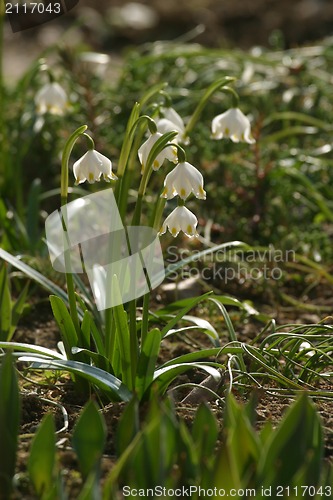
[159,206,198,238]
[156,107,189,144]
[35,82,68,115]
[161,162,206,200]
[138,132,177,172]
[211,107,255,144]
[73,149,117,185]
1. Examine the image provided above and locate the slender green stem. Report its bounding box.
[117,117,153,220]
[132,133,178,228]
[151,196,167,232]
[140,292,150,347]
[60,125,88,336]
[184,76,236,138]
[129,300,138,385]
[222,86,240,108]
[83,133,95,150]
[116,103,141,179]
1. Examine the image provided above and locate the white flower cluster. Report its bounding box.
[137,107,207,238]
[137,104,255,239]
[36,76,255,239]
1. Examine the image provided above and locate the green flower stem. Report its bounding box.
[126,132,178,356]
[222,86,240,108]
[151,196,166,232]
[184,76,236,138]
[140,292,150,347]
[148,142,185,232]
[173,144,186,163]
[117,116,156,220]
[139,82,167,108]
[115,103,141,180]
[128,300,138,382]
[60,125,88,336]
[132,132,178,228]
[83,133,95,150]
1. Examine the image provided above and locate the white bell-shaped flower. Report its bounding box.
[73,149,117,185]
[156,107,189,144]
[211,107,255,144]
[138,132,177,172]
[159,206,198,238]
[161,162,206,200]
[35,82,68,115]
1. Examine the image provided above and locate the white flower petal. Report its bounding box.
[212,107,255,144]
[162,162,206,200]
[73,149,116,185]
[35,82,68,115]
[138,132,177,172]
[159,206,199,238]
[157,107,189,145]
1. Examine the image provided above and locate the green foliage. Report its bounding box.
[2,23,333,500]
[50,295,78,359]
[72,401,107,481]
[0,261,29,341]
[28,414,58,500]
[103,393,331,497]
[258,393,323,489]
[0,353,20,499]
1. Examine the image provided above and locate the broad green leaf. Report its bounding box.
[0,263,11,341]
[0,341,65,359]
[111,275,132,389]
[0,248,69,306]
[0,353,20,499]
[19,356,132,402]
[163,313,219,345]
[152,363,221,396]
[116,397,139,456]
[259,393,323,489]
[72,401,106,480]
[135,328,161,398]
[78,472,101,500]
[159,291,213,338]
[213,444,242,493]
[223,395,260,482]
[28,413,56,498]
[50,295,78,359]
[71,347,113,373]
[192,403,219,461]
